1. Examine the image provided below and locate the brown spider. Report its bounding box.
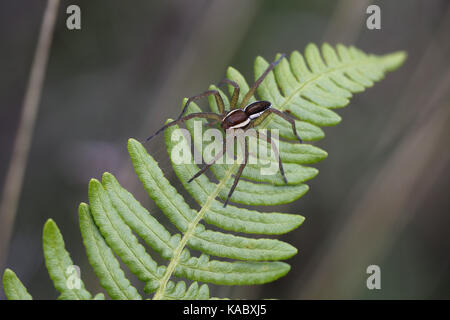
[146,54,303,207]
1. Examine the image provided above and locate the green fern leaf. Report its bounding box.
[42,219,92,300]
[78,203,142,299]
[161,281,210,300]
[2,269,32,300]
[2,43,406,300]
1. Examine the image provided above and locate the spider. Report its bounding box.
[146,54,303,207]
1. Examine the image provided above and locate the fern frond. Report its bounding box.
[78,203,142,299]
[129,140,297,261]
[161,281,210,300]
[42,219,93,300]
[2,269,32,300]
[2,43,406,300]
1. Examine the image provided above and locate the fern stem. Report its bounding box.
[152,163,238,300]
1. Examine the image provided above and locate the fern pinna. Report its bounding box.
[2,43,405,300]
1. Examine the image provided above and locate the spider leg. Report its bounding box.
[240,54,286,109]
[178,90,226,120]
[246,105,302,143]
[250,108,271,127]
[145,112,221,142]
[223,137,248,207]
[265,108,303,143]
[188,144,225,183]
[204,119,219,128]
[247,125,288,184]
[216,79,240,110]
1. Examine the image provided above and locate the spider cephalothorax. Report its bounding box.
[221,101,271,130]
[145,54,303,207]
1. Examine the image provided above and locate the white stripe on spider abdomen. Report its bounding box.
[248,110,267,120]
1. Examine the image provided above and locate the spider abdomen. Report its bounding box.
[244,101,271,119]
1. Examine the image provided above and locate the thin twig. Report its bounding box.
[0,0,60,269]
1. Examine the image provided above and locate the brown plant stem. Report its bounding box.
[0,0,60,269]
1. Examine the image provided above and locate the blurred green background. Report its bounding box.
[0,0,449,299]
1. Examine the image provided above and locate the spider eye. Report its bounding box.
[244,101,271,119]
